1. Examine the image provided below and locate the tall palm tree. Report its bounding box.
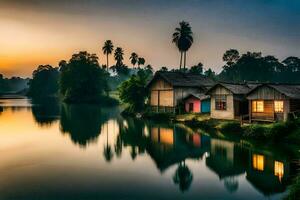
[102,40,114,71]
[114,47,124,66]
[130,52,138,68]
[138,57,145,68]
[172,21,193,70]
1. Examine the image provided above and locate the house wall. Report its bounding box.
[149,78,174,107]
[201,99,211,113]
[247,85,288,100]
[248,86,291,121]
[250,100,275,121]
[210,86,235,120]
[290,99,300,112]
[184,97,201,113]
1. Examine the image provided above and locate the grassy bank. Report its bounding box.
[169,113,300,145]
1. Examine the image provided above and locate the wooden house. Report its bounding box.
[146,72,215,113]
[183,94,210,113]
[206,83,255,120]
[247,84,300,122]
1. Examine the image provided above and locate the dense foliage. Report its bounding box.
[118,68,153,112]
[28,65,59,97]
[219,50,300,83]
[59,51,109,103]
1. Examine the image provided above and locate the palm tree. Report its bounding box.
[138,57,145,68]
[172,21,193,70]
[130,52,138,68]
[102,40,114,71]
[114,47,124,67]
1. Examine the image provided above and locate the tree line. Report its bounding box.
[0,75,29,94]
[14,20,300,109]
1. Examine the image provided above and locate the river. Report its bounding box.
[0,97,298,200]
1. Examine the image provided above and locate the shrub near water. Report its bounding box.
[218,121,242,135]
[243,124,271,140]
[242,119,300,142]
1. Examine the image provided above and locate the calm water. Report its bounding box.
[0,97,299,200]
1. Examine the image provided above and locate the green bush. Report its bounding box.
[242,124,271,140]
[269,122,286,142]
[219,121,242,135]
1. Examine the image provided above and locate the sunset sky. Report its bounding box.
[0,0,299,77]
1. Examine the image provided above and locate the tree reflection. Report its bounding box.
[173,161,193,192]
[60,104,107,147]
[31,97,60,127]
[224,176,239,193]
[114,135,123,158]
[103,123,114,162]
[117,118,148,160]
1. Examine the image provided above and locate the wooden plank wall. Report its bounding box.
[251,100,274,121]
[290,99,300,112]
[209,86,235,120]
[247,85,287,100]
[149,78,174,107]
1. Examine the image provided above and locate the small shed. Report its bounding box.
[183,94,210,113]
[247,84,300,122]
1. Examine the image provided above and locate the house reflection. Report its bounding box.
[204,137,298,196]
[147,125,210,172]
[206,139,247,181]
[205,139,248,193]
[108,117,299,196]
[246,151,293,196]
[146,124,211,192]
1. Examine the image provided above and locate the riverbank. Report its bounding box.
[137,111,300,145]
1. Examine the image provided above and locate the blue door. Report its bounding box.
[201,99,211,113]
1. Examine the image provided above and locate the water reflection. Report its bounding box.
[60,104,109,147]
[0,98,299,199]
[28,101,299,196]
[173,161,193,192]
[31,98,60,127]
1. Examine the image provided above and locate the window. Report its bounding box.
[252,101,264,112]
[252,154,264,171]
[215,95,227,110]
[274,101,284,113]
[274,161,284,181]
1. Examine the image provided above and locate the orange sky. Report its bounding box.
[0,0,299,78]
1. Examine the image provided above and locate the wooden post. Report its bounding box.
[249,100,252,123]
[157,90,160,113]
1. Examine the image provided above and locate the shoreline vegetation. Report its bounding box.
[127,111,300,145]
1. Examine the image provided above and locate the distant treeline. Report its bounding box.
[0,75,29,94]
[218,50,300,83]
[158,50,300,83]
